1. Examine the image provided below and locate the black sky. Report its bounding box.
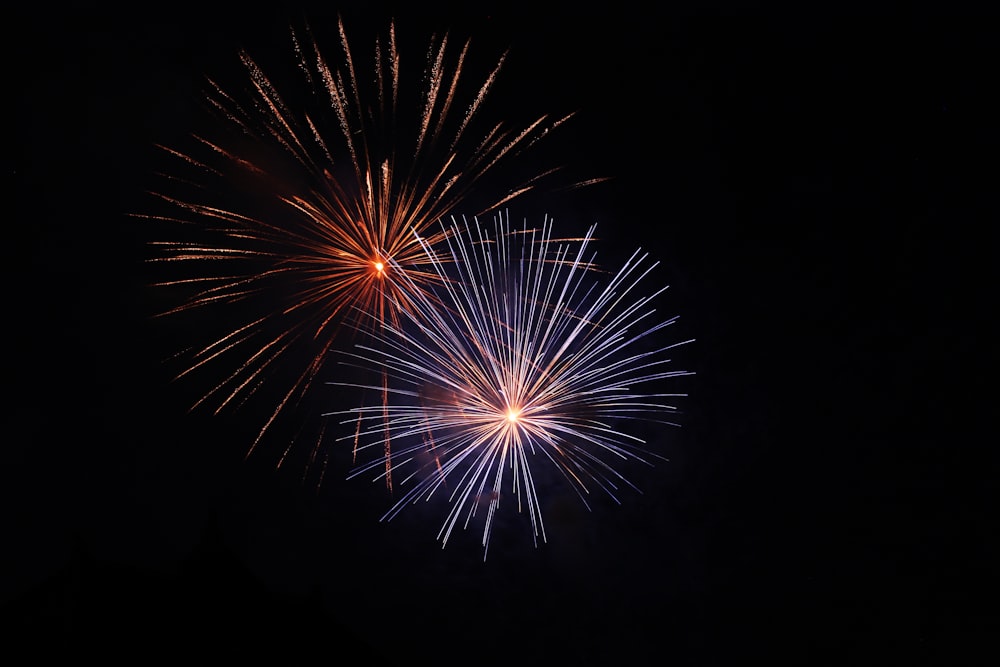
[7,4,996,664]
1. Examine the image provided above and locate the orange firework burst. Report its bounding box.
[137,17,604,487]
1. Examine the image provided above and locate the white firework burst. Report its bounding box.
[332,211,694,558]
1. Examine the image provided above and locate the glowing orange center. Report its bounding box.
[373,260,385,275]
[506,408,521,423]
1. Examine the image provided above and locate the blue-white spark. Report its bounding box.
[331,211,694,558]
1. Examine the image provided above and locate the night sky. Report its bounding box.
[7,4,996,664]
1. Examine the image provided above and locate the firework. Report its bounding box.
[333,211,693,558]
[137,17,602,485]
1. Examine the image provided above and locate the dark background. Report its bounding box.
[7,3,995,664]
